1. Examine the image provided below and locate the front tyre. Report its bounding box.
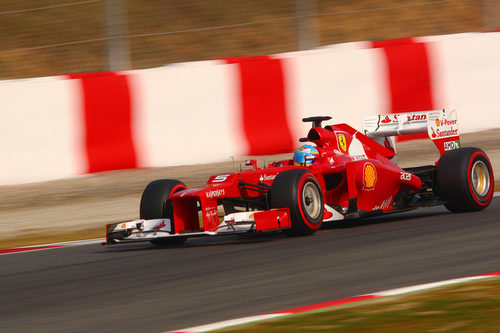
[437,147,494,212]
[269,169,324,235]
[140,179,188,246]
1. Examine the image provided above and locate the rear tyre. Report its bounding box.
[436,147,494,212]
[269,169,324,235]
[140,179,188,246]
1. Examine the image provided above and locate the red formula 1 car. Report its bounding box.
[106,110,494,246]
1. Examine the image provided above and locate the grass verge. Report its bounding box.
[0,226,104,249]
[217,277,500,333]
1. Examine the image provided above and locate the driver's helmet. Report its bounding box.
[293,145,319,166]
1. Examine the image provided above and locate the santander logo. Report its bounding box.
[381,115,392,124]
[259,174,276,182]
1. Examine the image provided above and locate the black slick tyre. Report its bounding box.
[436,147,494,212]
[140,179,187,246]
[269,169,324,235]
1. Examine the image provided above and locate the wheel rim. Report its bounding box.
[302,182,321,219]
[471,160,490,197]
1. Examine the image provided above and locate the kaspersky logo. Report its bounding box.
[206,188,225,199]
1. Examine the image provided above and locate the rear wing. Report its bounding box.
[363,109,460,158]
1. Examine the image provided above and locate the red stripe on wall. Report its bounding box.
[372,38,435,141]
[69,72,137,173]
[226,56,294,155]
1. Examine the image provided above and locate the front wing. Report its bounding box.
[106,208,291,244]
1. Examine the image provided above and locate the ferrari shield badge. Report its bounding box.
[337,134,347,152]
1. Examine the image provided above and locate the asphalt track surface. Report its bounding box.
[1,199,500,333]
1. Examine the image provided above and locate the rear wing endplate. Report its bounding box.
[363,109,460,156]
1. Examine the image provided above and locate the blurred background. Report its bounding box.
[1,0,498,80]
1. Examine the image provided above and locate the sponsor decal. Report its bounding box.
[444,140,460,151]
[429,112,458,139]
[407,114,427,121]
[121,223,127,229]
[337,134,347,152]
[381,115,393,124]
[363,162,377,190]
[400,172,412,181]
[152,220,166,230]
[438,118,457,126]
[380,113,427,124]
[205,209,218,219]
[431,127,458,139]
[259,174,276,182]
[206,188,225,199]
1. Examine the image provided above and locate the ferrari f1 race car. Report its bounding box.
[106,109,494,246]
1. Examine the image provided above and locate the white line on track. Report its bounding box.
[0,238,104,255]
[40,238,105,247]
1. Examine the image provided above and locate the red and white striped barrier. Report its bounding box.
[2,32,500,185]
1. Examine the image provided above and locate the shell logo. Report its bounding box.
[363,162,377,190]
[436,119,440,126]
